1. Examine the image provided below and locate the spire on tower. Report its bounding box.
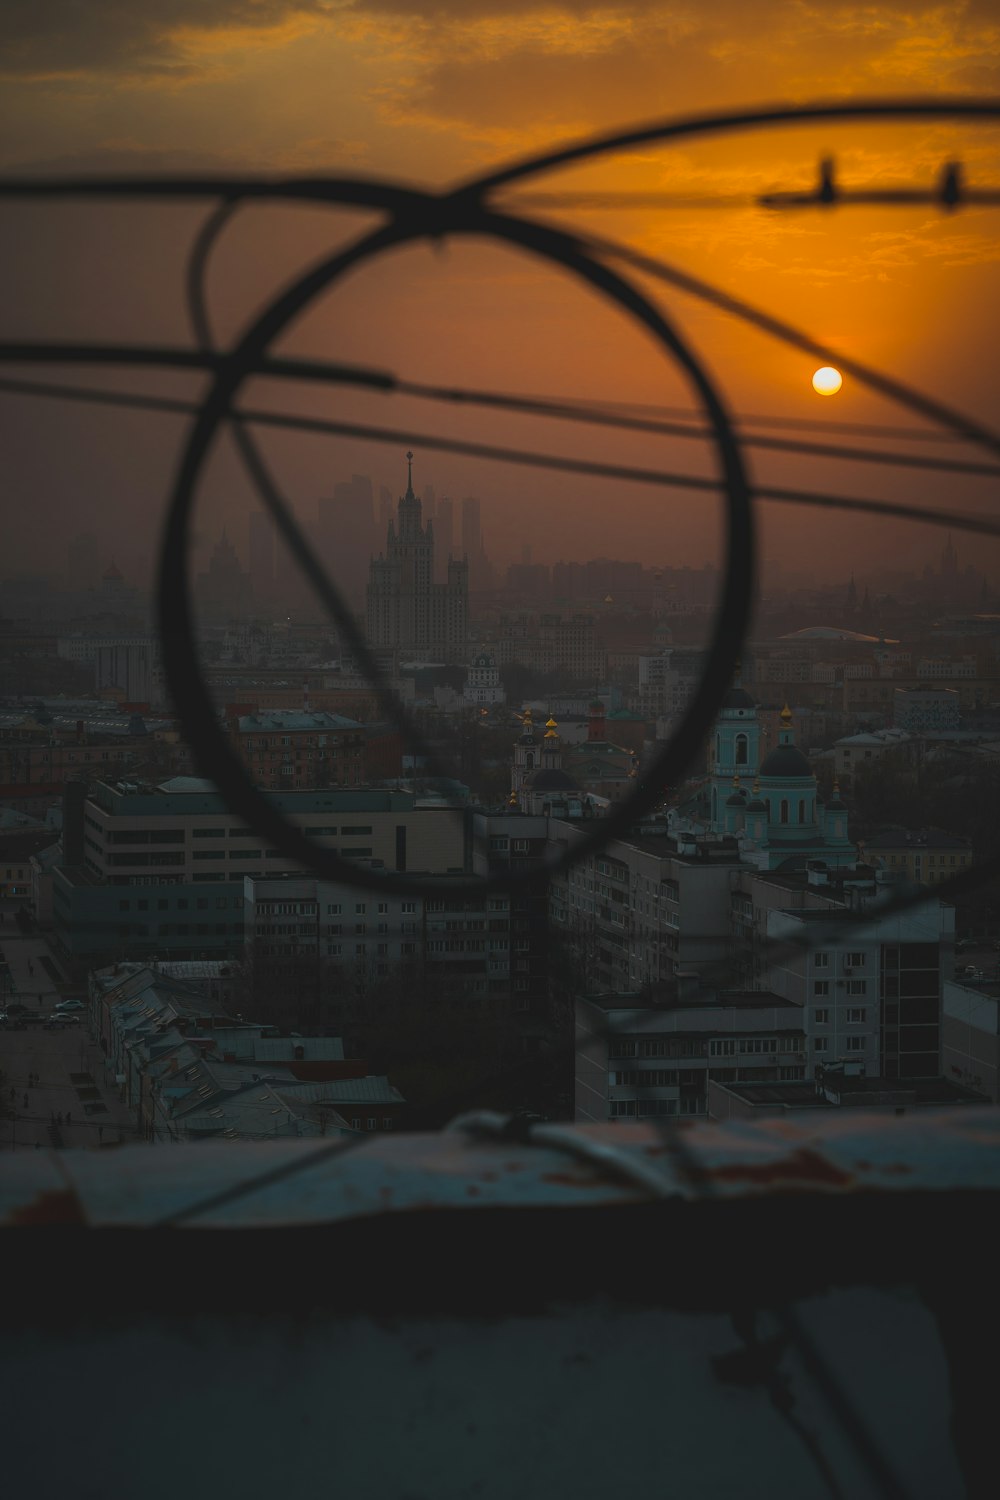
[405,450,414,500]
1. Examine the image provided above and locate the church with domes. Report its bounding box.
[691,685,855,871]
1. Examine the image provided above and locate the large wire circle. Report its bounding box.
[157,193,754,895]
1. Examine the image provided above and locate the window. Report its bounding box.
[735,733,748,765]
[814,952,829,968]
[355,904,366,915]
[815,1008,829,1024]
[367,1118,377,1130]
[846,1037,865,1052]
[814,980,830,996]
[709,1039,736,1057]
[780,799,789,825]
[847,1007,865,1024]
[846,952,865,967]
[847,979,867,996]
[814,1038,828,1053]
[326,904,342,915]
[382,1118,393,1130]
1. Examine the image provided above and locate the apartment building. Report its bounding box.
[53,778,468,967]
[229,710,366,790]
[575,988,808,1122]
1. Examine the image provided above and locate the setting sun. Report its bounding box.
[811,366,843,396]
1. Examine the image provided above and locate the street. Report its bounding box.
[0,905,140,1150]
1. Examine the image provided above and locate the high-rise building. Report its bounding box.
[378,485,393,541]
[195,530,251,622]
[367,454,468,662]
[461,496,481,560]
[317,474,374,612]
[435,497,454,580]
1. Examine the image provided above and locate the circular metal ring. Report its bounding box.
[158,193,753,895]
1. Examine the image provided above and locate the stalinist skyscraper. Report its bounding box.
[366,453,468,662]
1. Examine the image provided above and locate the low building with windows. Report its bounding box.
[52,778,468,970]
[575,987,807,1123]
[864,827,972,887]
[463,649,505,707]
[893,686,961,733]
[230,710,365,790]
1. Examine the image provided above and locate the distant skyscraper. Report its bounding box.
[317,474,374,611]
[367,454,468,662]
[195,529,250,622]
[461,497,481,560]
[462,496,491,589]
[378,485,393,539]
[248,510,274,610]
[435,497,454,580]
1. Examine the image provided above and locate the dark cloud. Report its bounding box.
[0,1,326,78]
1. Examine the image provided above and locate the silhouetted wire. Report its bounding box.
[582,233,1000,457]
[0,107,997,1002]
[463,97,1000,196]
[520,393,991,444]
[184,198,465,793]
[1,111,981,1493]
[504,187,1000,212]
[6,343,1000,479]
[399,378,1000,478]
[2,373,999,544]
[152,190,754,896]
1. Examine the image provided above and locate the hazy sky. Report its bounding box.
[1,1,998,591]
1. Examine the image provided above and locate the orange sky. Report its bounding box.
[1,2,998,587]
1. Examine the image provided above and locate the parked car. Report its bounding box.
[55,999,84,1013]
[45,1012,81,1028]
[6,1002,29,1016]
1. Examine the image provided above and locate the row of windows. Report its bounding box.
[609,1099,678,1118]
[611,1069,680,1087]
[814,979,867,995]
[119,896,242,911]
[608,1039,709,1060]
[113,923,242,937]
[814,1037,866,1053]
[707,1037,801,1057]
[814,1008,866,1024]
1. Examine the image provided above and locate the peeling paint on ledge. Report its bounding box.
[1,1110,998,1230]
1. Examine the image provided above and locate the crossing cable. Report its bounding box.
[3,355,999,481]
[0,97,997,919]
